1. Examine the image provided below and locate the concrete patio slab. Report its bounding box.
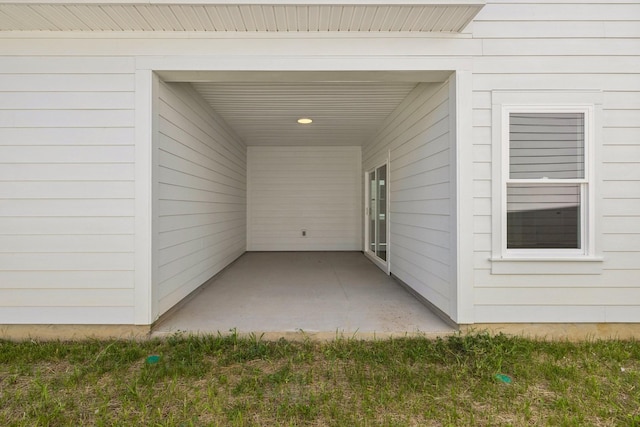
[152,251,455,339]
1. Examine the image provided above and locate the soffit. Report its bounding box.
[0,1,485,32]
[190,81,423,146]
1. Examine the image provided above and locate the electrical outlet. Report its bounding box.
[301,229,307,237]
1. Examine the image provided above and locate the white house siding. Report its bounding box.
[156,82,246,316]
[0,1,637,328]
[471,2,640,322]
[248,146,361,251]
[363,82,455,319]
[0,57,137,324]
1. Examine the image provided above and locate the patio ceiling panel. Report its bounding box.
[191,81,420,146]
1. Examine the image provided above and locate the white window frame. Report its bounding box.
[502,105,593,258]
[490,91,603,274]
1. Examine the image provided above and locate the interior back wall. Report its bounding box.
[248,146,361,251]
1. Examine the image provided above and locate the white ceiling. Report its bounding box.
[0,1,485,32]
[191,80,424,146]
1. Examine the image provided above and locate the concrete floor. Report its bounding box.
[153,252,455,339]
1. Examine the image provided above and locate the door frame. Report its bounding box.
[364,159,390,274]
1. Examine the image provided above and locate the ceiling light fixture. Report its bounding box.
[297,118,313,124]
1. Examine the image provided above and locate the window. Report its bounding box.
[490,91,603,273]
[505,111,587,252]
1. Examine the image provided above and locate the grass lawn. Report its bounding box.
[1,332,639,426]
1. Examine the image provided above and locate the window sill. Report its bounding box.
[489,256,604,275]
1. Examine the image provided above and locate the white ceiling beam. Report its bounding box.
[157,70,454,83]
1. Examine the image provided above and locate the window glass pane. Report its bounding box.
[507,183,581,249]
[510,112,584,179]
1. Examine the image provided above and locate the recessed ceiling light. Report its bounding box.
[297,118,313,124]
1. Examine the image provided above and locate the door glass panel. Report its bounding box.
[367,165,388,263]
[376,165,387,261]
[369,171,376,253]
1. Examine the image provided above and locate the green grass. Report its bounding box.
[1,332,639,426]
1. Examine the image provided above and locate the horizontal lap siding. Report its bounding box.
[0,2,636,328]
[472,2,640,322]
[248,146,361,251]
[156,82,246,316]
[364,82,454,318]
[0,57,136,324]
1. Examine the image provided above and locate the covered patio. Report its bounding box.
[152,252,455,339]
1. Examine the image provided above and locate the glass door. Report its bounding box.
[366,164,388,266]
